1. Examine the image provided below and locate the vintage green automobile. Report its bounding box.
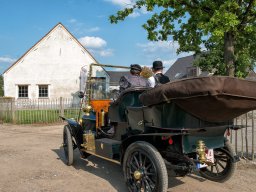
[61,64,256,192]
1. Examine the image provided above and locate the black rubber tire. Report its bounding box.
[63,125,74,166]
[199,140,236,182]
[123,141,168,192]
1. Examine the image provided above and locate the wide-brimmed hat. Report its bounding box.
[152,61,164,70]
[130,64,142,72]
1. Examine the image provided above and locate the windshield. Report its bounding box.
[90,77,109,100]
[85,64,130,101]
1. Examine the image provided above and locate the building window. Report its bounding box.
[39,85,48,98]
[18,85,28,98]
[187,67,197,77]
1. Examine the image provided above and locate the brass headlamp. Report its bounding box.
[82,104,92,116]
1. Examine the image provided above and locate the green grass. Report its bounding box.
[0,108,80,124]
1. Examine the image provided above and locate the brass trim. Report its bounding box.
[196,140,207,163]
[80,149,121,165]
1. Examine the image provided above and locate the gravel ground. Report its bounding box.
[0,123,256,192]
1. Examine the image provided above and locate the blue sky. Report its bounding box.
[0,0,190,74]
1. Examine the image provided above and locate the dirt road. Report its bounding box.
[0,124,255,192]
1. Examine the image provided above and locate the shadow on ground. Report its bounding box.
[53,148,196,191]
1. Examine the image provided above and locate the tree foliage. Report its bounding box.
[0,75,3,96]
[110,0,256,77]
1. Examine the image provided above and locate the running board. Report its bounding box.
[80,149,121,165]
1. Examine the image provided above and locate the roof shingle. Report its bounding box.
[165,55,195,80]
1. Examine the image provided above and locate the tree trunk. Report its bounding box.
[224,32,235,77]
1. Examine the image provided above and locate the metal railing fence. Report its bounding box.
[0,97,80,124]
[228,112,255,161]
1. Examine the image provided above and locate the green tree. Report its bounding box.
[110,0,256,77]
[0,75,3,96]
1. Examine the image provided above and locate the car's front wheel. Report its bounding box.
[63,125,74,166]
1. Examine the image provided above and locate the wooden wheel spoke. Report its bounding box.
[217,160,225,170]
[146,176,155,189]
[218,158,228,162]
[211,165,213,172]
[130,161,138,170]
[215,164,220,175]
[146,172,154,176]
[136,181,142,191]
[143,177,153,192]
[141,179,147,192]
[133,154,140,168]
[128,174,134,180]
[143,155,147,167]
[146,162,152,170]
[215,155,228,159]
[139,152,143,167]
[131,182,137,191]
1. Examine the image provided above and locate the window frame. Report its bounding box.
[187,67,198,77]
[38,84,49,98]
[18,85,29,98]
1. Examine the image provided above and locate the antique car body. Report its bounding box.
[61,63,256,192]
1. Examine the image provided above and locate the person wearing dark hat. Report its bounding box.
[151,60,170,86]
[119,64,150,92]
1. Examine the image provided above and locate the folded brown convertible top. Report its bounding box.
[139,76,256,122]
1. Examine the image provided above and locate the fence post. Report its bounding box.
[60,97,64,117]
[11,98,16,123]
[241,117,244,157]
[245,112,248,158]
[252,111,255,161]
[235,118,238,155]
[0,98,3,123]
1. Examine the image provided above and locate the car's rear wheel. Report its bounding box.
[63,125,74,165]
[199,140,236,182]
[123,141,168,192]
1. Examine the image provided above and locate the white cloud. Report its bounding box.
[141,59,176,73]
[87,27,100,32]
[0,56,16,63]
[136,41,193,72]
[79,36,107,49]
[137,41,179,54]
[162,59,177,73]
[66,19,100,35]
[67,19,77,23]
[79,36,114,57]
[140,6,148,14]
[110,67,129,72]
[105,0,135,8]
[128,12,140,18]
[88,49,114,57]
[106,0,148,18]
[99,49,114,57]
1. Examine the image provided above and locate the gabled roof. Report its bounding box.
[106,71,130,85]
[165,55,195,80]
[3,22,99,74]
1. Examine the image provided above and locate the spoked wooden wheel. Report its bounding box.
[63,125,74,166]
[123,141,168,192]
[199,141,236,182]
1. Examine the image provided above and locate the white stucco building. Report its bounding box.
[3,23,109,99]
